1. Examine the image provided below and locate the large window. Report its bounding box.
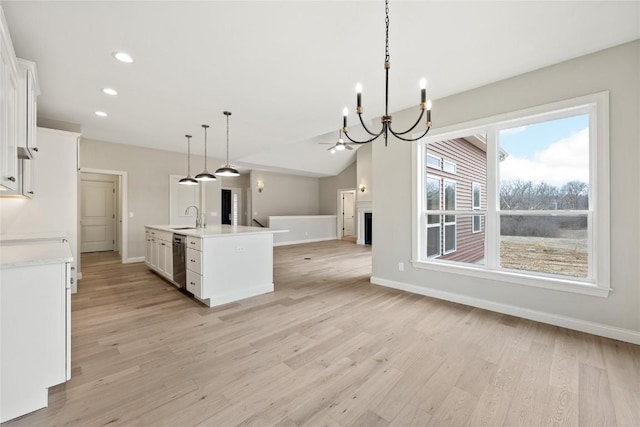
[413,92,610,296]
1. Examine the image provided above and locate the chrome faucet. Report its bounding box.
[185,205,205,228]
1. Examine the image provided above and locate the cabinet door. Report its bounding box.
[150,238,159,269]
[20,158,34,198]
[1,49,18,192]
[157,239,167,273]
[164,242,173,278]
[145,237,152,266]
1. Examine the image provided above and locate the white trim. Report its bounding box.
[273,236,337,247]
[77,272,82,280]
[124,256,145,264]
[370,276,638,345]
[79,168,128,266]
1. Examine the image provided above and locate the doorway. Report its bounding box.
[78,168,129,273]
[340,189,356,238]
[80,174,118,253]
[221,189,232,225]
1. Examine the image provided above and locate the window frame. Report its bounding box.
[472,182,481,233]
[426,153,441,169]
[443,159,457,174]
[425,175,442,258]
[442,179,457,254]
[411,91,610,297]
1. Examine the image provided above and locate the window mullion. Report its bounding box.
[485,127,499,268]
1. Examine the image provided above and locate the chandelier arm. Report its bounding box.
[343,127,384,144]
[388,126,431,142]
[357,112,384,136]
[388,109,425,136]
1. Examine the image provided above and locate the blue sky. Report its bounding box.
[499,114,589,158]
[498,114,590,186]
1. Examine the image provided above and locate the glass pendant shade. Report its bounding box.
[215,111,240,177]
[195,124,217,181]
[179,134,199,185]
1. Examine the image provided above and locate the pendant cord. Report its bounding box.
[226,114,230,164]
[385,0,390,64]
[203,127,208,168]
[187,136,191,175]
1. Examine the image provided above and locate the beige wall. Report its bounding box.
[372,41,640,335]
[249,170,320,226]
[356,144,372,202]
[319,161,356,215]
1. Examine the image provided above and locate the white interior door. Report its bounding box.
[81,180,115,252]
[342,191,356,237]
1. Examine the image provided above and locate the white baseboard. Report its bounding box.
[124,256,145,264]
[370,276,640,345]
[274,237,338,247]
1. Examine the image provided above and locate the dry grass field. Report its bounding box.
[500,232,588,278]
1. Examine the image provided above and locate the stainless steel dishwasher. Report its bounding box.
[172,234,187,288]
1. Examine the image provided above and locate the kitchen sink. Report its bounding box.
[171,227,196,230]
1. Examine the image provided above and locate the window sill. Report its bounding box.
[410,259,611,298]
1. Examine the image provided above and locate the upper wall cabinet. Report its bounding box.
[0,6,19,192]
[17,59,39,158]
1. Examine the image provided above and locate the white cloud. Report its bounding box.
[501,125,528,135]
[500,128,589,187]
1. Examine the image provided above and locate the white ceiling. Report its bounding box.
[3,1,638,177]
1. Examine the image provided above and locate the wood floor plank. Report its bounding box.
[4,239,638,427]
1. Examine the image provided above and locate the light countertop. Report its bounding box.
[146,224,288,238]
[0,241,73,269]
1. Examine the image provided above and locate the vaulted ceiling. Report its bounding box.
[3,1,638,177]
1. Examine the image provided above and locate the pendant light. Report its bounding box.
[215,111,240,177]
[195,124,217,181]
[340,0,432,146]
[179,135,198,185]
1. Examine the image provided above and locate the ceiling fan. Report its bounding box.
[321,129,354,152]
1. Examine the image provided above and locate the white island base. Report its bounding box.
[145,225,286,307]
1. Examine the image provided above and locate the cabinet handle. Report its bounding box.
[28,191,34,195]
[32,147,38,152]
[190,241,196,245]
[190,259,195,263]
[8,176,16,182]
[190,281,195,285]
[161,243,165,246]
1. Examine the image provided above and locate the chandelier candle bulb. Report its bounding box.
[420,78,427,104]
[343,107,348,129]
[356,83,362,108]
[426,100,432,125]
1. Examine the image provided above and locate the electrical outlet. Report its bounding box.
[211,211,217,217]
[398,262,404,271]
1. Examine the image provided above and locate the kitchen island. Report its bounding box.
[145,225,287,307]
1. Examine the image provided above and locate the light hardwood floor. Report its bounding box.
[4,240,639,426]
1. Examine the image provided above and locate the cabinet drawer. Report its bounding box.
[186,236,202,251]
[186,248,202,274]
[186,270,202,298]
[155,230,173,242]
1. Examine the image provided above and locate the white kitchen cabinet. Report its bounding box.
[0,241,72,423]
[0,7,18,192]
[16,59,38,156]
[144,228,174,280]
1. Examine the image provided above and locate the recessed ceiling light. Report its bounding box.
[102,88,118,96]
[95,111,108,117]
[112,51,133,63]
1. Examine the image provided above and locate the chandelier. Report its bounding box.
[341,0,432,146]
